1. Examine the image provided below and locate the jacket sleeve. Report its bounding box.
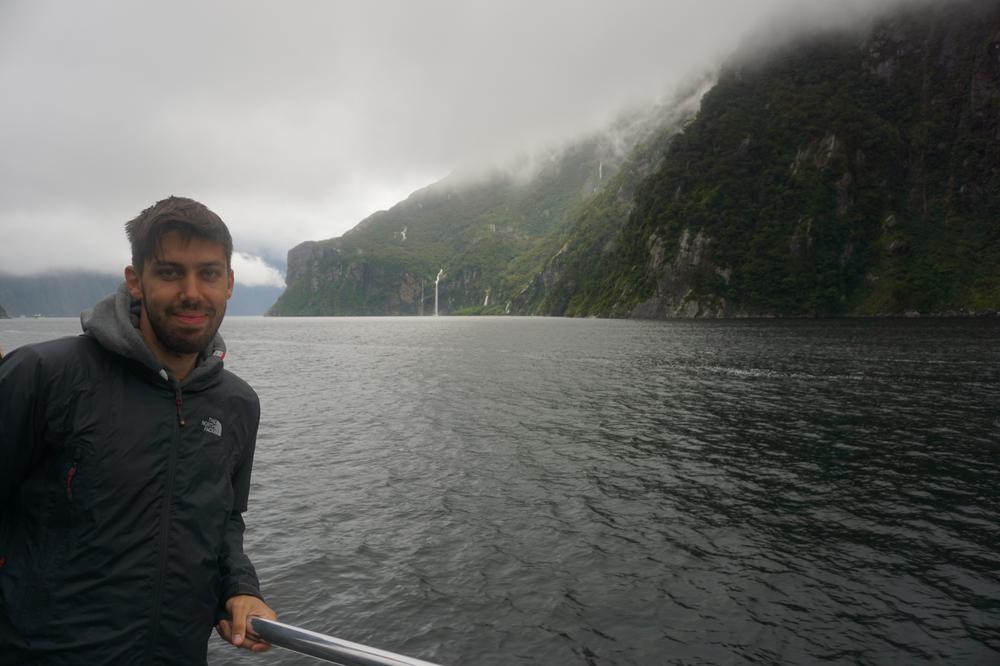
[218,512,263,602]
[0,347,47,521]
[218,396,263,604]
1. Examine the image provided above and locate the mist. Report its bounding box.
[0,0,930,278]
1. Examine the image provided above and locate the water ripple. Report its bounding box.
[183,316,1000,665]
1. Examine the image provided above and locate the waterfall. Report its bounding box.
[434,269,444,316]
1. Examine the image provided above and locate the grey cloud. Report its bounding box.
[0,0,927,275]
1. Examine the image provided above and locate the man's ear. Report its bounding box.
[125,265,143,301]
[226,268,234,300]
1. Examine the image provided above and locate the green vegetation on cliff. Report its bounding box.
[269,160,590,315]
[268,103,689,315]
[274,0,1000,318]
[525,0,1000,317]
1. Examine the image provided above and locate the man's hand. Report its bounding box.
[216,594,278,652]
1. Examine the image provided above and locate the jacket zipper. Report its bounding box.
[66,462,78,501]
[174,387,186,427]
[147,388,183,659]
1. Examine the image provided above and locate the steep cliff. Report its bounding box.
[274,0,999,318]
[0,303,8,319]
[527,0,1000,317]
[269,95,705,316]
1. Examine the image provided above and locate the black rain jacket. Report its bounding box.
[0,285,262,664]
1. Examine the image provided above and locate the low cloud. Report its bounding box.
[0,0,933,277]
[231,253,285,288]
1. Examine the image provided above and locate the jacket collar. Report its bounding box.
[80,283,226,388]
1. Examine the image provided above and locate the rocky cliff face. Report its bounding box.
[269,103,690,315]
[280,239,434,315]
[0,303,8,319]
[274,0,999,319]
[522,0,1000,317]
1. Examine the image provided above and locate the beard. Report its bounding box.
[142,293,225,355]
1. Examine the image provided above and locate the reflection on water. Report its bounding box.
[4,317,998,664]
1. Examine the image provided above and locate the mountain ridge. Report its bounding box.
[536,0,1000,318]
[0,271,284,317]
[269,82,710,316]
[274,0,1000,318]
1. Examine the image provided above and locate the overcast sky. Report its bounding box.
[0,0,913,285]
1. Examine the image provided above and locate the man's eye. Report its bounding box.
[202,269,220,280]
[157,268,179,279]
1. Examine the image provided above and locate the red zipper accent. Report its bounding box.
[66,463,78,501]
[174,388,186,427]
[0,556,6,568]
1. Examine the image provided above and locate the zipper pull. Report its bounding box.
[174,388,186,427]
[66,462,78,501]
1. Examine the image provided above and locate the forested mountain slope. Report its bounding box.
[269,89,707,315]
[0,272,283,317]
[274,0,999,318]
[523,0,1000,317]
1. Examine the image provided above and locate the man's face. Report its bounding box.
[125,231,234,357]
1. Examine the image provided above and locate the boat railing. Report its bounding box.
[247,616,444,666]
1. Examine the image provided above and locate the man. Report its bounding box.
[0,197,276,663]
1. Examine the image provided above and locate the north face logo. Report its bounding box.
[201,417,222,437]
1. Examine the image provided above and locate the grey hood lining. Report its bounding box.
[80,283,227,386]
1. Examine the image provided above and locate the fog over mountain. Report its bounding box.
[0,0,926,281]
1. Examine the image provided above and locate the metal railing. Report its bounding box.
[247,617,444,666]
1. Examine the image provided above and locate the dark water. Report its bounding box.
[3,317,999,665]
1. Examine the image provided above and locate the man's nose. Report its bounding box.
[178,274,202,302]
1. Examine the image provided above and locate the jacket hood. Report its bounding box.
[81,282,226,386]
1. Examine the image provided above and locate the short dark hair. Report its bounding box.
[125,196,233,273]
